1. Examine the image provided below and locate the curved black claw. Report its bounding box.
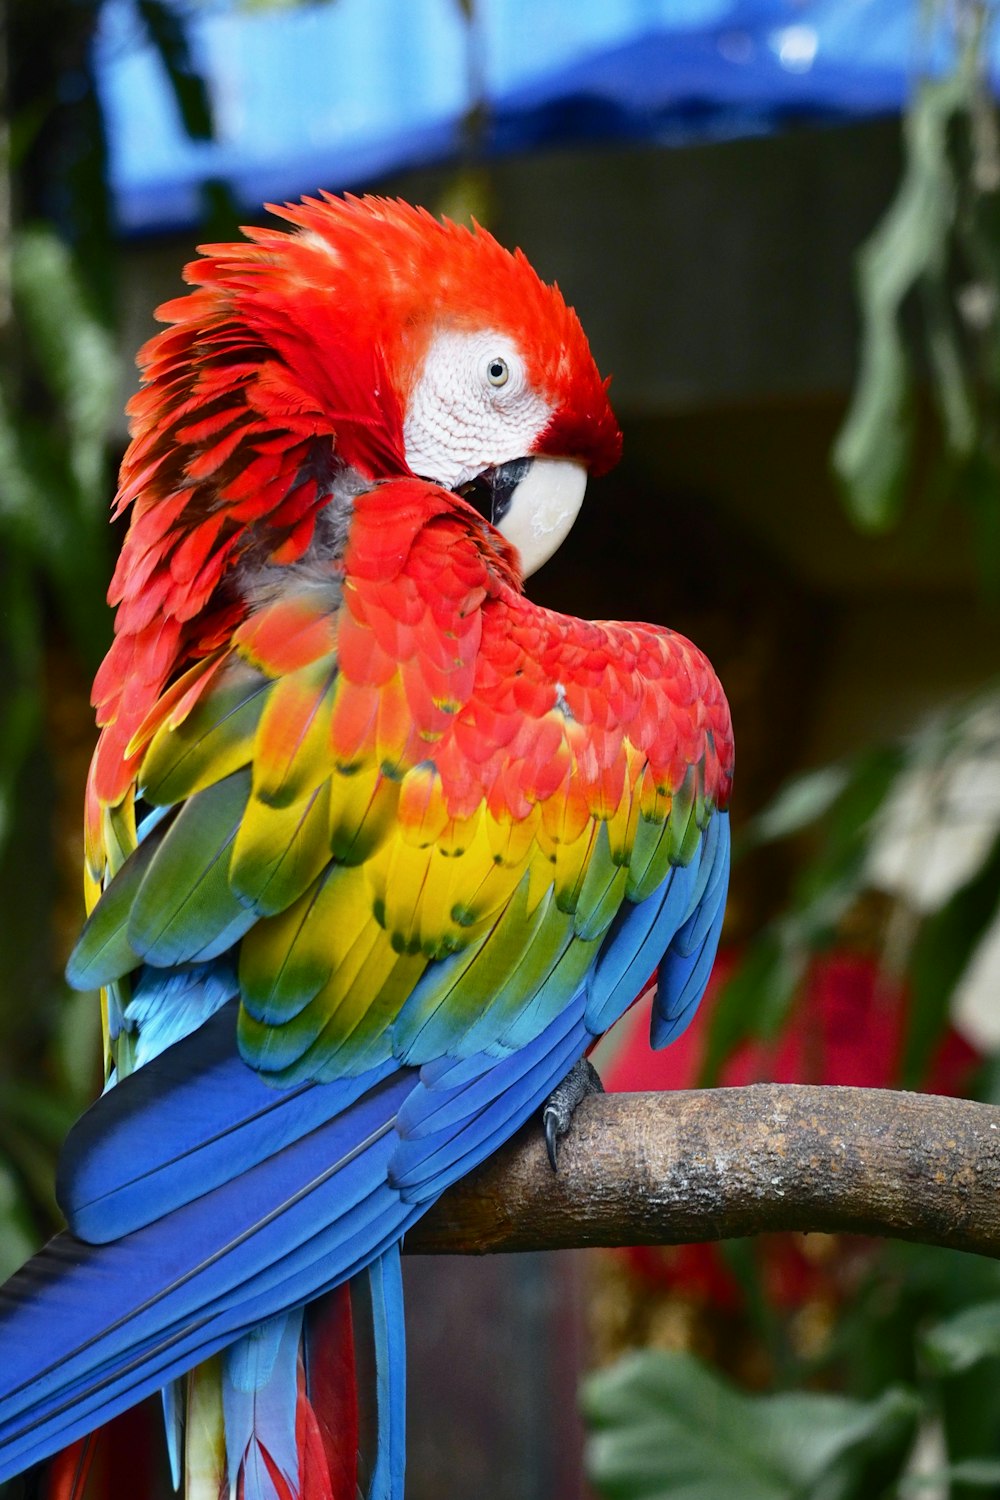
[541,1056,604,1171]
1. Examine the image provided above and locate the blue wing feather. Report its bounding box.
[585,811,729,1036]
[391,989,588,1195]
[0,994,585,1481]
[650,815,730,1049]
[123,957,239,1068]
[0,807,729,1489]
[59,1000,399,1243]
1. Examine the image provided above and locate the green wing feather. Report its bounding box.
[72,533,732,1087]
[128,769,256,967]
[66,824,168,990]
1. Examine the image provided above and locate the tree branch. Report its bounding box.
[406,1085,1000,1259]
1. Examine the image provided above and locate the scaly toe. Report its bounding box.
[541,1056,604,1171]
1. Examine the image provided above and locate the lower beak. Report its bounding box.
[455,456,588,577]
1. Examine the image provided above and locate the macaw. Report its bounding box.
[0,194,733,1500]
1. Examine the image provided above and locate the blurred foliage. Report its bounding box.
[587,6,1000,1498]
[586,1235,1000,1499]
[134,0,213,138]
[584,1350,920,1500]
[697,743,906,1086]
[699,687,1000,1092]
[0,0,114,1266]
[0,0,352,1276]
[588,688,1000,1497]
[833,1,1000,584]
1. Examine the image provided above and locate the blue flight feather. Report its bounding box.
[651,848,730,1048]
[0,1182,414,1479]
[672,819,730,958]
[1,794,732,1493]
[584,857,699,1035]
[223,1310,303,1500]
[0,994,588,1484]
[390,990,591,1201]
[0,1078,410,1438]
[366,1247,406,1500]
[58,1002,398,1243]
[161,1380,183,1492]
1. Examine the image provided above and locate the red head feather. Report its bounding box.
[89,194,621,825]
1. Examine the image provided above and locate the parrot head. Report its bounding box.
[263,194,622,575]
[364,199,622,575]
[93,195,621,810]
[127,193,621,578]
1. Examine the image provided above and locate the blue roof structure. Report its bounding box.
[96,0,970,235]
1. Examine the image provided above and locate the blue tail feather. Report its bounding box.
[161,1379,183,1490]
[0,994,592,1487]
[223,1310,303,1500]
[366,1248,406,1500]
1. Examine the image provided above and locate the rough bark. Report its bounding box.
[406,1085,1000,1259]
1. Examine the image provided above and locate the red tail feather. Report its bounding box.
[301,1285,359,1499]
[43,1435,96,1500]
[43,1403,164,1499]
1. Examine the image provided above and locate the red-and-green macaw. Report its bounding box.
[0,195,733,1500]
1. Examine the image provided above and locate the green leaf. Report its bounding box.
[902,828,1000,1088]
[703,745,904,1082]
[55,988,103,1105]
[583,1350,920,1500]
[1,1083,77,1146]
[0,388,79,558]
[921,1300,1000,1376]
[0,386,111,667]
[0,1119,61,1224]
[901,1459,1000,1492]
[0,1158,38,1283]
[788,746,905,937]
[922,273,976,459]
[833,77,965,530]
[12,226,119,507]
[0,560,43,855]
[744,766,852,849]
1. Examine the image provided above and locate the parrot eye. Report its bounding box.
[485,357,510,388]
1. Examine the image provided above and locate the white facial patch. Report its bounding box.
[499,457,588,576]
[403,327,553,489]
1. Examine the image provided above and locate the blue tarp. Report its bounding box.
[96,0,972,235]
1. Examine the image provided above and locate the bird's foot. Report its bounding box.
[542,1056,604,1171]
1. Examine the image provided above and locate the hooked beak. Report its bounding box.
[455,456,588,577]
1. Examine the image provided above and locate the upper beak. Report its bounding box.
[455,456,588,577]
